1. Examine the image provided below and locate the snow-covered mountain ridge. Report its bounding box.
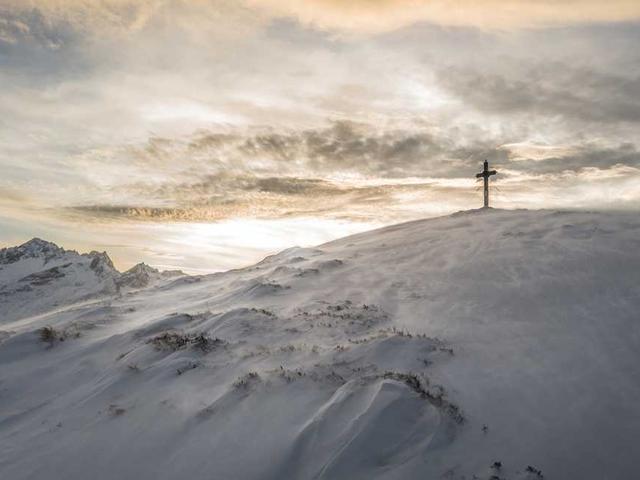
[0,238,185,323]
[0,209,639,480]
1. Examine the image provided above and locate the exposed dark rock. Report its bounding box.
[19,264,70,285]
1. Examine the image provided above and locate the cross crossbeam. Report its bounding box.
[476,160,497,208]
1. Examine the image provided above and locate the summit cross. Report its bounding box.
[476,160,497,208]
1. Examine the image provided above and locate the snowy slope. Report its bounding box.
[0,209,639,480]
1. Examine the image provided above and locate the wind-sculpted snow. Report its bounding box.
[1,209,640,479]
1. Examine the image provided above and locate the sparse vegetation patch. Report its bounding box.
[38,324,81,346]
[148,331,227,353]
[381,371,465,424]
[233,371,261,390]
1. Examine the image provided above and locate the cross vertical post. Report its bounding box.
[476,160,497,208]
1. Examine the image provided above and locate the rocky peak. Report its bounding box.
[117,262,161,289]
[85,251,117,275]
[126,263,159,276]
[0,238,66,265]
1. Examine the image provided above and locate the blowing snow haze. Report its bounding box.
[1,2,640,479]
[1,209,640,479]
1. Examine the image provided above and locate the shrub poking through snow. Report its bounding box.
[38,324,81,345]
[148,331,227,353]
[233,371,260,390]
[525,465,544,478]
[382,371,425,394]
[39,326,58,344]
[250,308,276,317]
[295,301,390,334]
[108,404,126,416]
[279,344,297,353]
[149,332,190,350]
[176,361,199,375]
[191,333,226,353]
[381,371,465,424]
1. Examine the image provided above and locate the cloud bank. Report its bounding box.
[1,0,639,270]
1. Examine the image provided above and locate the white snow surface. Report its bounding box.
[1,209,639,480]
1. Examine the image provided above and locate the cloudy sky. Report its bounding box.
[1,1,639,272]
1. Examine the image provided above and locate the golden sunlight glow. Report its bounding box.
[250,0,640,31]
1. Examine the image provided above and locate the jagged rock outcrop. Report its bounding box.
[86,251,117,276]
[118,263,160,289]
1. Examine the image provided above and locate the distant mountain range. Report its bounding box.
[0,238,184,323]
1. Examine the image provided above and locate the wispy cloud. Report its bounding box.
[437,64,640,124]
[1,0,639,270]
[34,121,637,224]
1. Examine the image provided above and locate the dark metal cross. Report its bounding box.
[476,160,497,208]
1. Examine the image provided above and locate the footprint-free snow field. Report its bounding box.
[1,209,639,479]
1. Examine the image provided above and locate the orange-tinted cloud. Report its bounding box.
[4,0,640,37]
[250,0,640,31]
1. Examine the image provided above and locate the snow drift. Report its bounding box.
[0,209,639,479]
